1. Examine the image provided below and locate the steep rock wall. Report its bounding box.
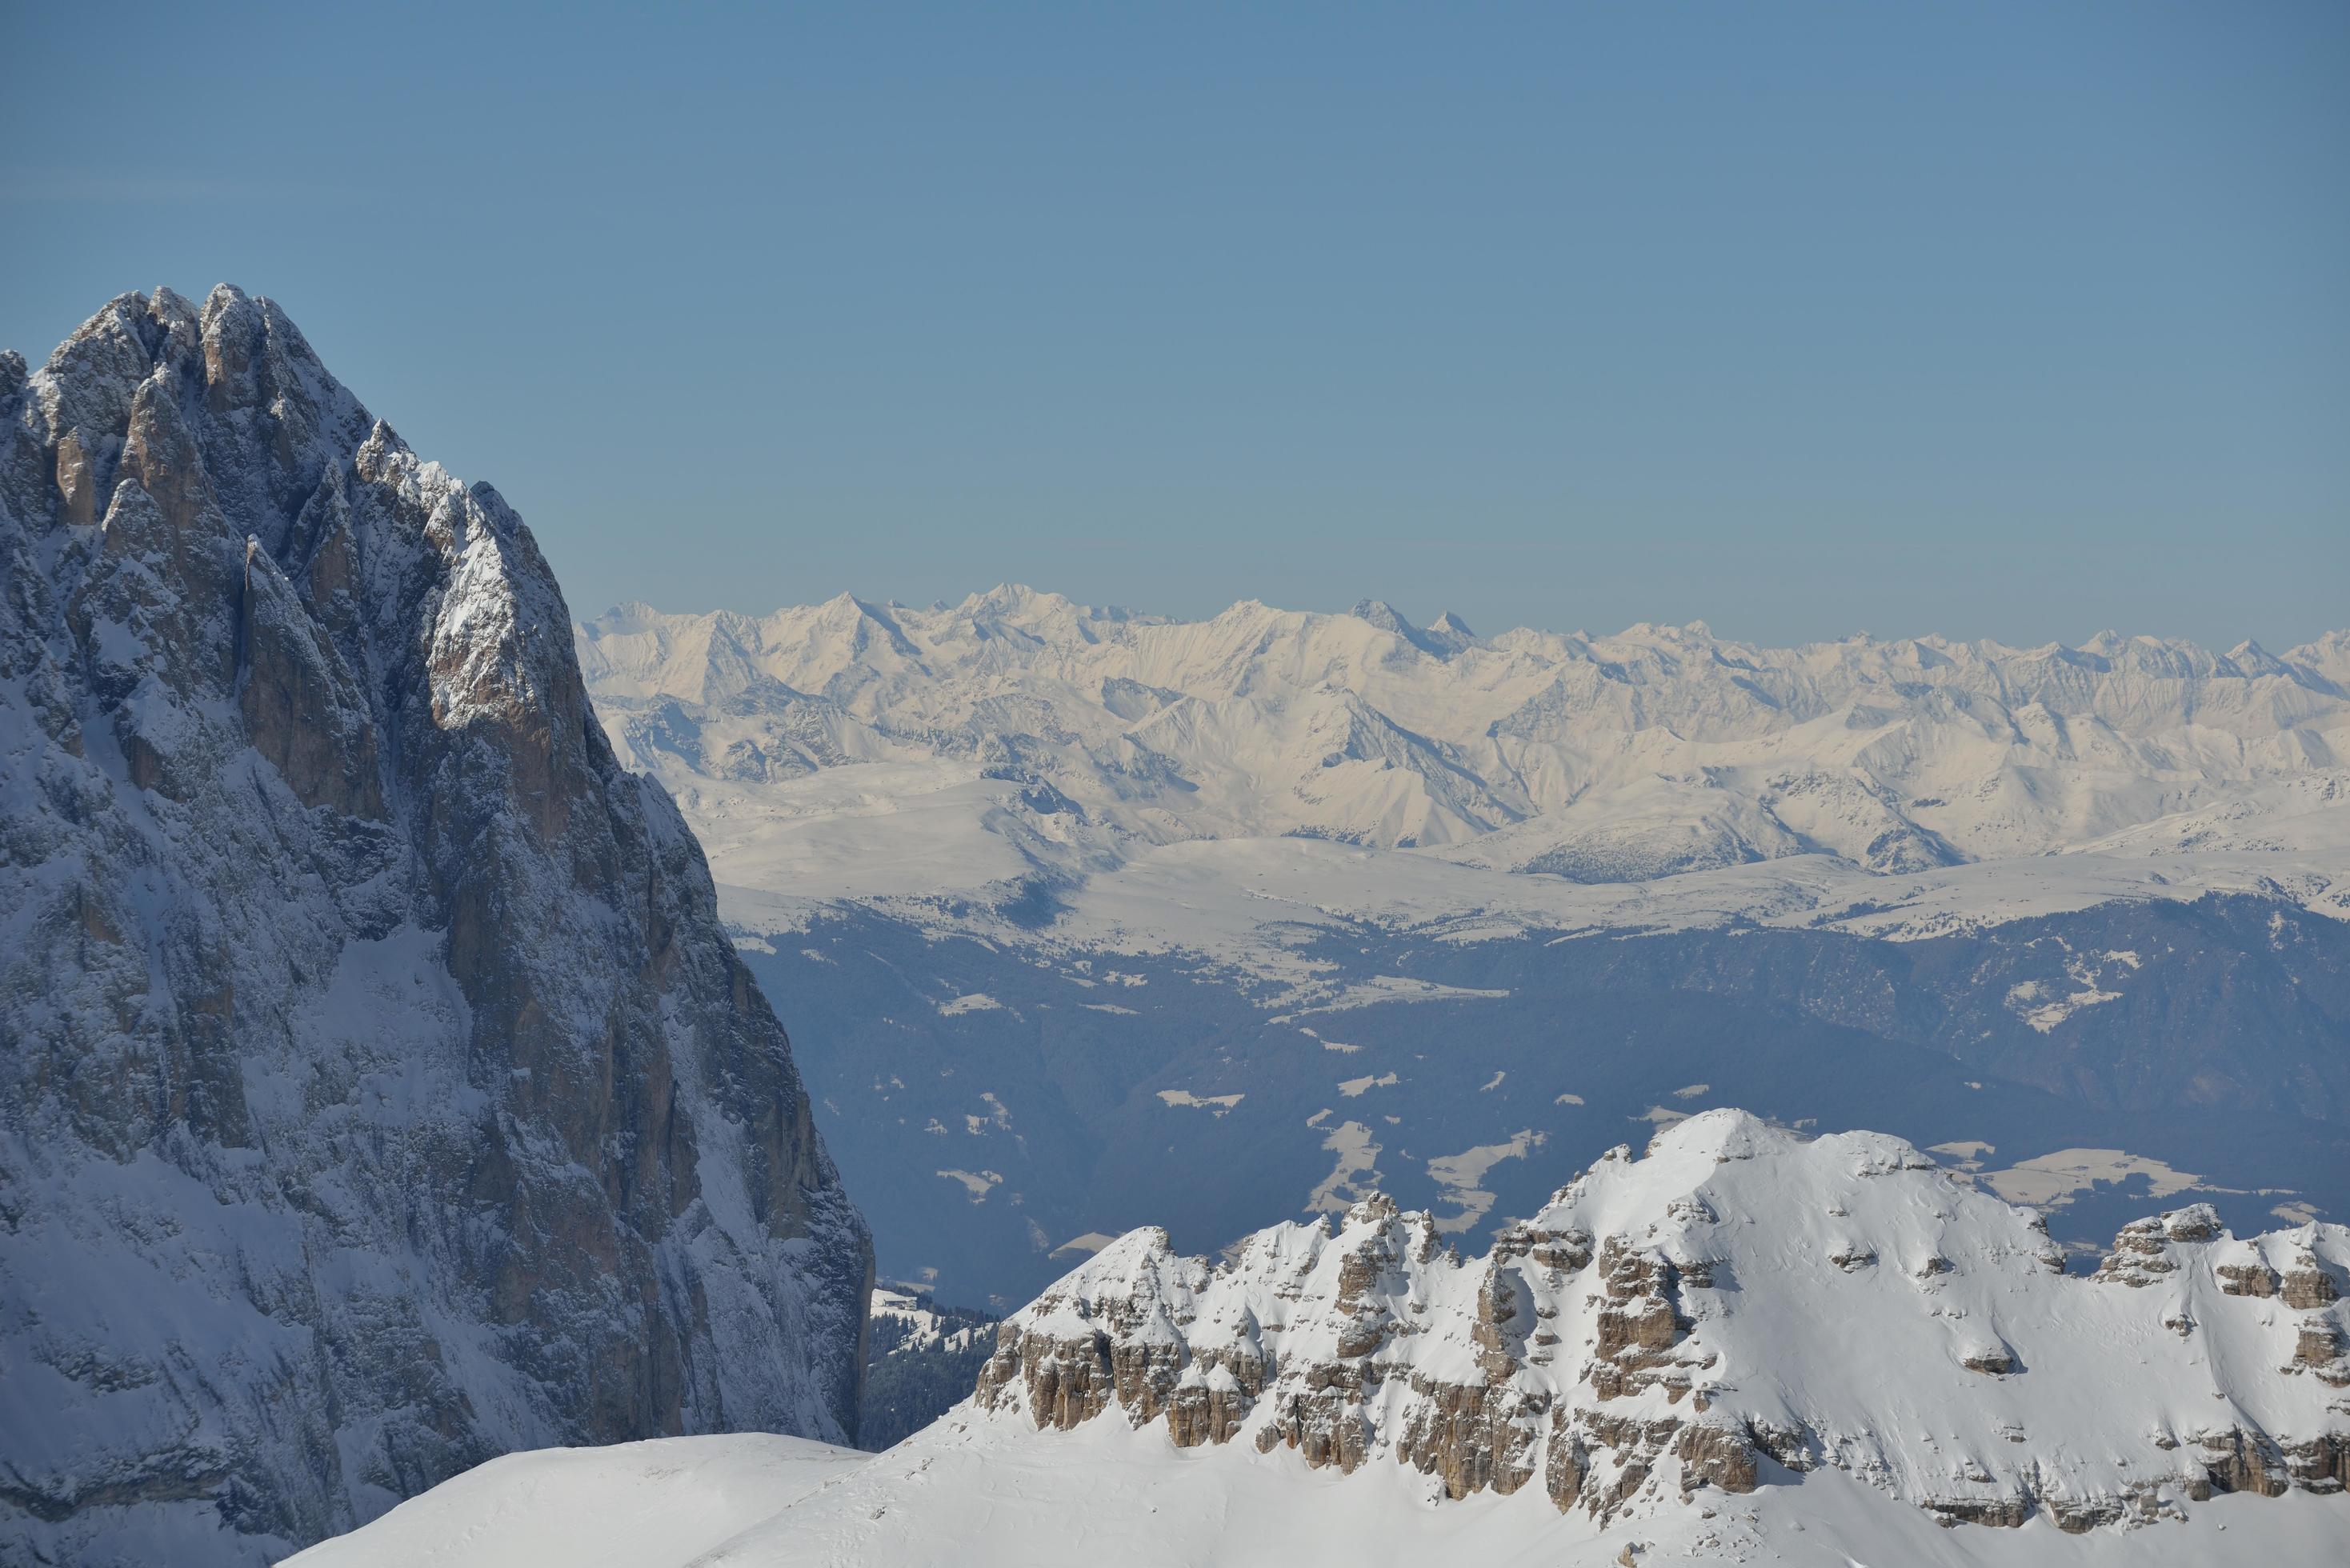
[0,288,871,1567]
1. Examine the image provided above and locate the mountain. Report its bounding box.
[574,590,2350,1310]
[0,289,871,1566]
[971,1111,2348,1526]
[575,586,2350,926]
[289,1112,2350,1565]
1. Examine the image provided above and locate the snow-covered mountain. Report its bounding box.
[576,587,2350,943]
[975,1111,2348,1529]
[0,290,871,1566]
[290,1111,2350,1565]
[575,588,2350,1314]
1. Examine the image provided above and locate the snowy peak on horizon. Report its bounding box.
[576,586,2350,936]
[587,584,2350,674]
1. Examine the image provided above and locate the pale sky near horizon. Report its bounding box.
[6,2,2344,650]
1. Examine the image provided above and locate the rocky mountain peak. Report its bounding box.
[1,288,873,1567]
[972,1110,2348,1534]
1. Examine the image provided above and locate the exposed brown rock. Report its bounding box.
[1544,1408,1588,1510]
[54,428,94,525]
[2281,1258,2341,1310]
[2046,1494,2130,1534]
[1494,1220,1595,1275]
[1395,1377,1543,1499]
[1165,1370,1254,1448]
[1925,1494,2031,1529]
[1672,1421,1759,1494]
[977,1325,1123,1432]
[2280,1433,2349,1493]
[2220,1261,2280,1298]
[1255,1389,1370,1474]
[2094,1216,2184,1286]
[2200,1429,2292,1498]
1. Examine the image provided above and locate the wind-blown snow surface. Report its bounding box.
[0,290,871,1566]
[293,1113,2350,1566]
[577,588,2350,952]
[281,1435,867,1568]
[282,1429,2350,1568]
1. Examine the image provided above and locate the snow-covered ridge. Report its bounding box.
[291,1110,2350,1567]
[974,1110,2349,1534]
[576,589,2350,948]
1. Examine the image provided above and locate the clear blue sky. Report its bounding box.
[6,2,2344,648]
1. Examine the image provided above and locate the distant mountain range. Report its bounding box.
[577,586,2348,939]
[576,590,2349,1312]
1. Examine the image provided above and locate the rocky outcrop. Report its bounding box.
[968,1112,2350,1537]
[2284,1254,2343,1310]
[0,289,872,1568]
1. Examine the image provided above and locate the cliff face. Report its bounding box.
[975,1110,2348,1535]
[0,288,871,1566]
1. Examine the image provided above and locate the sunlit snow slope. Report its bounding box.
[294,1112,2350,1567]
